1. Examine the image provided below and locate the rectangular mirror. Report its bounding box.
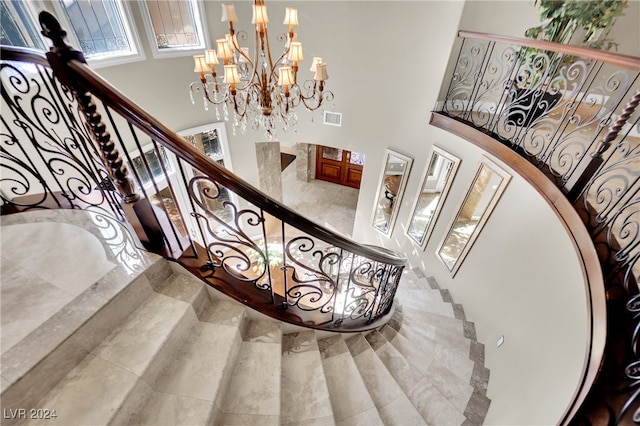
[406,146,461,249]
[437,157,511,275]
[372,149,413,236]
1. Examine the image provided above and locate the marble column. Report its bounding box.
[295,143,315,183]
[255,141,283,202]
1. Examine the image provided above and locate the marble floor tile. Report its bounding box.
[321,349,379,423]
[24,354,139,426]
[425,360,474,413]
[1,261,74,353]
[133,391,213,426]
[281,333,334,425]
[281,159,358,238]
[154,321,241,402]
[335,406,383,426]
[378,394,427,426]
[222,340,281,417]
[1,222,116,296]
[92,293,191,376]
[408,375,467,426]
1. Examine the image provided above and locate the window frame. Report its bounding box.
[0,0,47,50]
[137,0,209,59]
[48,0,146,69]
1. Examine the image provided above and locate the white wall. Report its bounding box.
[26,1,639,424]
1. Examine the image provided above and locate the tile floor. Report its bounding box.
[0,209,158,370]
[281,159,359,238]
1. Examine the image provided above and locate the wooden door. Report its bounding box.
[315,145,363,189]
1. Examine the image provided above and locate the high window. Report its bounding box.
[0,0,45,50]
[138,0,207,58]
[54,0,144,67]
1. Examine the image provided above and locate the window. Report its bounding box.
[138,0,207,58]
[0,0,45,49]
[51,0,145,67]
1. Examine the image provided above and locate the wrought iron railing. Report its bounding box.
[435,30,640,425]
[0,12,406,331]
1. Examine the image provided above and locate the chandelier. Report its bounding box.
[190,0,334,138]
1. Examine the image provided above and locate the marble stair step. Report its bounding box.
[396,270,433,291]
[380,325,475,416]
[394,293,456,318]
[24,286,199,426]
[364,330,466,426]
[345,334,426,426]
[318,335,384,425]
[131,300,247,425]
[280,331,335,425]
[399,304,469,334]
[217,320,283,425]
[0,258,171,419]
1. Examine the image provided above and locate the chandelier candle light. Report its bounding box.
[190,0,333,138]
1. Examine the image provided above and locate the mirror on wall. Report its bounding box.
[371,149,413,236]
[406,146,461,249]
[436,157,511,275]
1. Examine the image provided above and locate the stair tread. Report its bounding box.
[281,331,335,425]
[91,292,193,376]
[24,354,139,426]
[219,321,282,422]
[131,391,213,426]
[365,330,467,425]
[153,320,242,402]
[318,336,383,425]
[345,334,425,425]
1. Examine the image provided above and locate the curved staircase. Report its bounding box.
[1,215,490,426]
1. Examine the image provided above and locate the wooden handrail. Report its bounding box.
[458,30,640,72]
[54,58,404,266]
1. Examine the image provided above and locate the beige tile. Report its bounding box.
[378,394,426,426]
[408,376,466,426]
[1,262,74,353]
[24,355,139,426]
[322,351,377,422]
[132,391,213,426]
[222,340,281,416]
[2,222,116,296]
[281,344,334,424]
[154,322,241,402]
[350,345,403,409]
[335,406,383,426]
[92,293,191,376]
[218,413,280,425]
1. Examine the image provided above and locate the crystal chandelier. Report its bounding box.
[190,0,334,138]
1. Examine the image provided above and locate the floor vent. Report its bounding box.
[324,111,342,127]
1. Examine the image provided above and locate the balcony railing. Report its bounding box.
[434,31,640,425]
[0,12,406,332]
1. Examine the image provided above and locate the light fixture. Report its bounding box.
[190,0,334,138]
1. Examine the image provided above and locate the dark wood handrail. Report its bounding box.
[458,30,640,71]
[431,112,607,425]
[0,45,404,266]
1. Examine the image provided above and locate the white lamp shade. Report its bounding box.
[205,49,219,65]
[223,65,241,84]
[286,42,304,62]
[221,4,238,22]
[309,57,323,72]
[283,7,298,25]
[314,64,329,81]
[252,4,269,24]
[216,38,234,60]
[193,55,207,73]
[277,66,295,86]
